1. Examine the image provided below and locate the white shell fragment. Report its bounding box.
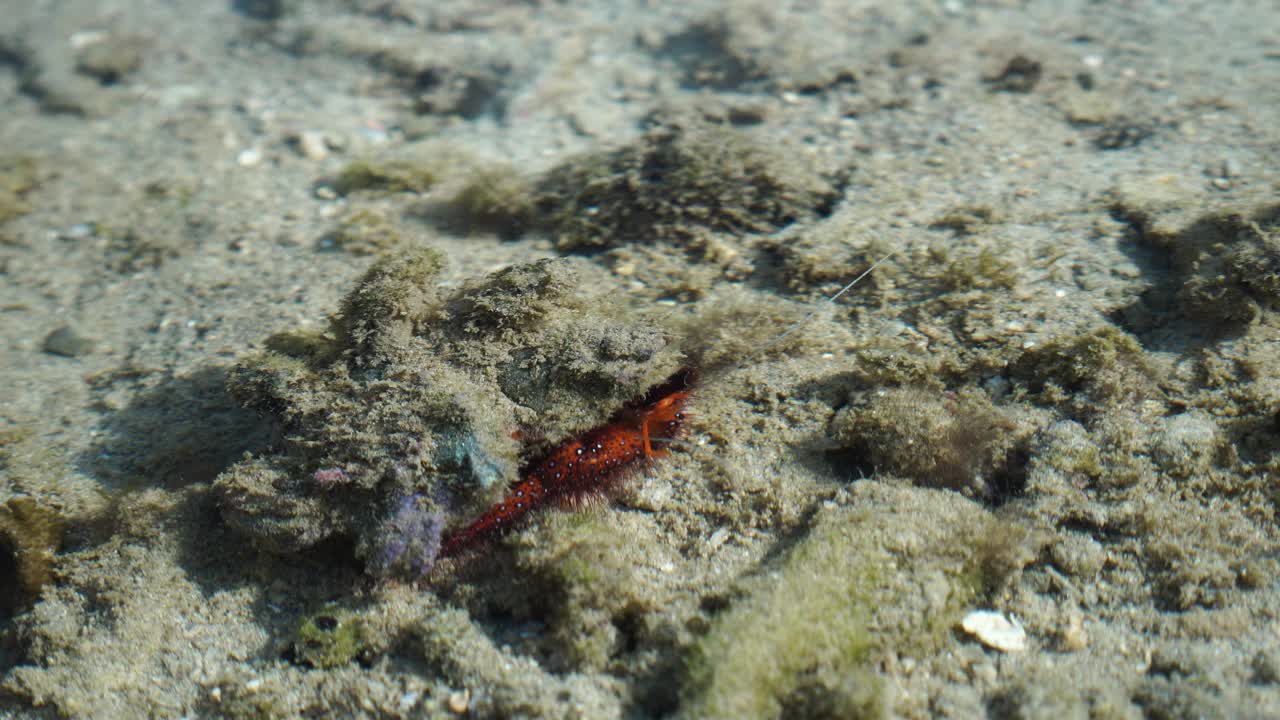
[961,610,1027,652]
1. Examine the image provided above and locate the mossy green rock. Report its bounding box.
[293,605,366,669]
[681,481,1028,720]
[536,124,835,251]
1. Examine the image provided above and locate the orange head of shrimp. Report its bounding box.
[629,368,698,457]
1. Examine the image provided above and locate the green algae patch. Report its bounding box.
[928,205,1000,236]
[261,327,339,367]
[932,244,1020,292]
[681,482,1026,720]
[293,604,367,669]
[535,124,836,254]
[681,512,882,720]
[1016,325,1145,390]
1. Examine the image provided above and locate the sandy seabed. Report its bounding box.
[2,1,1279,718]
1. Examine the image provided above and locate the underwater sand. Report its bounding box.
[2,1,1280,718]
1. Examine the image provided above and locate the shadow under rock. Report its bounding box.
[5,366,269,680]
[1109,202,1280,354]
[77,363,367,575]
[79,365,272,490]
[169,483,368,648]
[78,365,375,665]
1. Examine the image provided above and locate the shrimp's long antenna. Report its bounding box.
[745,249,899,364]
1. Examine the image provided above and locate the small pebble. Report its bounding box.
[43,325,96,357]
[1059,613,1089,652]
[69,30,108,50]
[398,691,420,712]
[1051,534,1106,578]
[1218,158,1241,178]
[1151,411,1219,477]
[63,223,95,240]
[970,660,998,685]
[75,32,145,84]
[295,130,329,160]
[961,610,1027,652]
[237,148,262,167]
[447,689,470,714]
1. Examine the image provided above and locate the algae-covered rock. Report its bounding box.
[214,250,680,579]
[535,124,836,253]
[325,207,404,255]
[233,0,294,21]
[1149,411,1224,478]
[1010,325,1157,414]
[680,510,882,720]
[332,158,437,196]
[658,9,876,93]
[680,481,1020,720]
[0,427,105,616]
[293,604,367,669]
[445,164,535,240]
[1174,209,1280,327]
[1113,201,1280,330]
[411,592,619,717]
[512,512,669,672]
[74,33,146,85]
[828,386,1030,500]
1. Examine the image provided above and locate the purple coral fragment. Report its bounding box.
[366,493,444,579]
